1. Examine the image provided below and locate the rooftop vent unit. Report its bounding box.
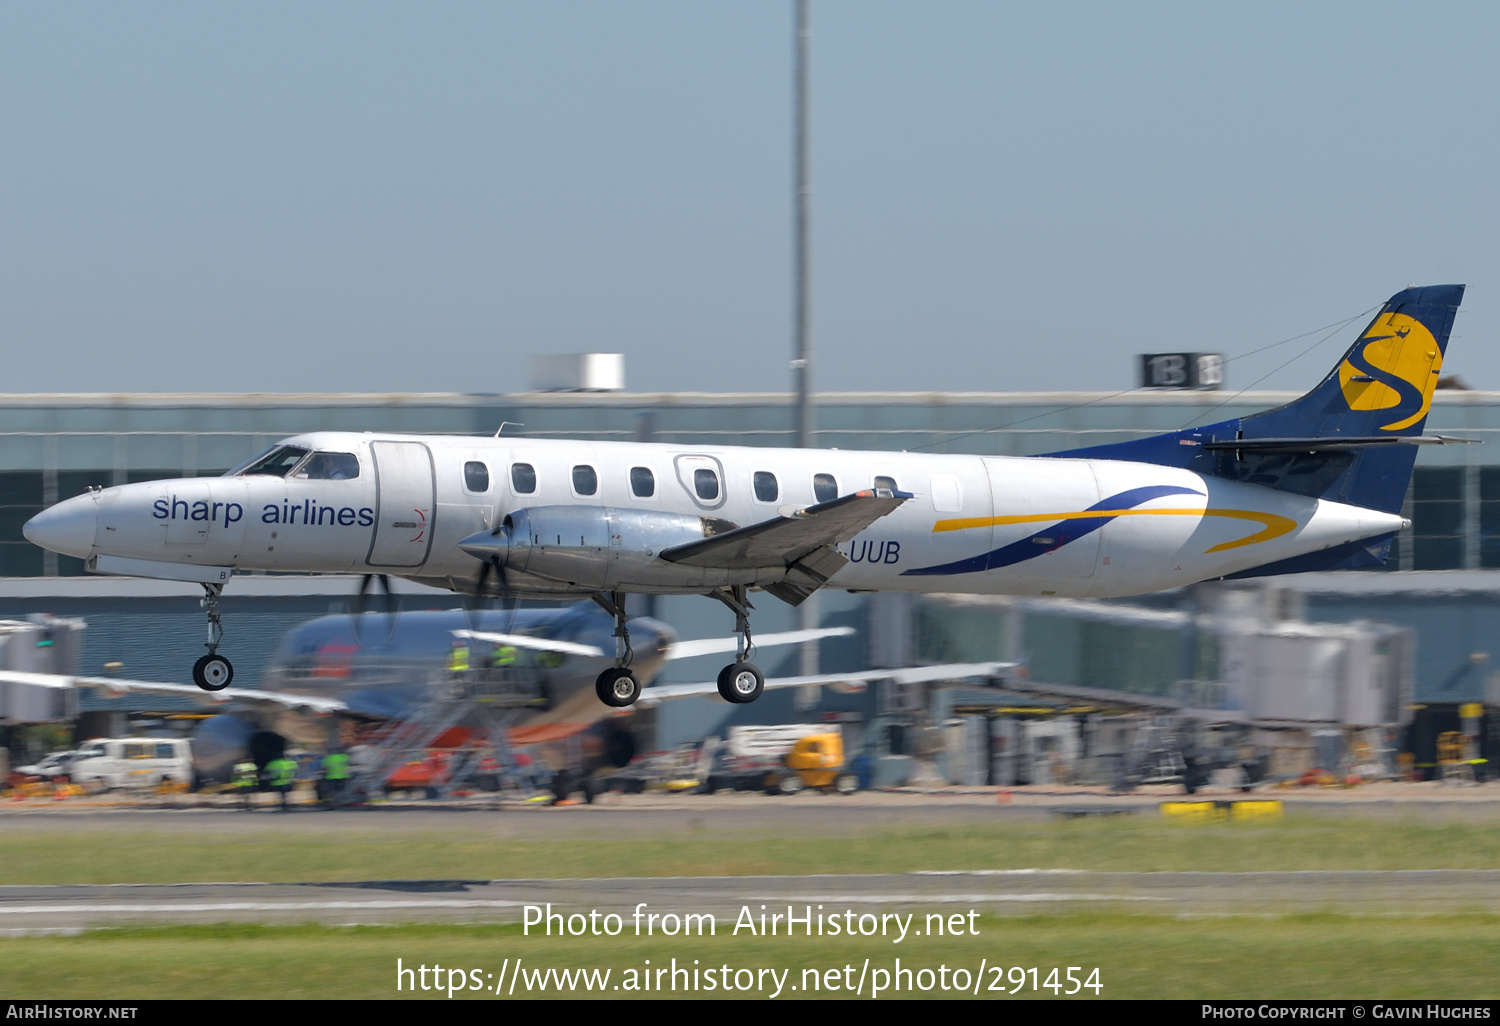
[528,353,625,392]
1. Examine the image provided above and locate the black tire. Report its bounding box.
[595,668,641,708]
[552,771,572,803]
[716,662,764,704]
[192,654,234,692]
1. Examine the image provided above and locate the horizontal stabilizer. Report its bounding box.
[1200,435,1478,454]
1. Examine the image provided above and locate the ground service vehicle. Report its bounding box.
[68,737,193,790]
[769,731,858,795]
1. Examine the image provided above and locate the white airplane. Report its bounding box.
[21,285,1467,710]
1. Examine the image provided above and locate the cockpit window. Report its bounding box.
[223,446,277,477]
[235,446,310,478]
[295,452,360,480]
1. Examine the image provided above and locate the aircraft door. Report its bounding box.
[366,441,436,568]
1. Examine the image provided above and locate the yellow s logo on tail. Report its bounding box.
[1337,312,1441,431]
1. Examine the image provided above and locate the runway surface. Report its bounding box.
[4,869,1498,931]
[4,781,1500,838]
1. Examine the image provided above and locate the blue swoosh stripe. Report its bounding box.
[900,484,1203,577]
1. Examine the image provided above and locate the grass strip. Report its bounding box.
[4,915,1498,1000]
[1,816,1497,885]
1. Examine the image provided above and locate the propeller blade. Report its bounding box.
[351,573,396,643]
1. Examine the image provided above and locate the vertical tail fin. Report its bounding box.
[1051,284,1466,515]
[1244,283,1463,442]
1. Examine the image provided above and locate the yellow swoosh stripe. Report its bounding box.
[932,508,1298,553]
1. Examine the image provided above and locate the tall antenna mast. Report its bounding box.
[793,0,819,680]
[793,0,813,450]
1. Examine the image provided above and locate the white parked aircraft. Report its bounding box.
[22,285,1467,709]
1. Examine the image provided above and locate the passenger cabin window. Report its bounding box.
[694,468,720,501]
[296,452,360,480]
[464,461,490,493]
[572,465,598,496]
[630,466,655,498]
[813,473,838,503]
[874,475,898,492]
[511,463,537,494]
[236,446,309,478]
[753,471,779,503]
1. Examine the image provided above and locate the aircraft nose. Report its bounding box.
[23,493,99,559]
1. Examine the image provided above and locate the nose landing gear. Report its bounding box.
[592,591,641,707]
[192,583,234,692]
[714,586,764,704]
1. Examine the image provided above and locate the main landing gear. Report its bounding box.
[192,583,234,692]
[714,586,764,705]
[592,591,641,708]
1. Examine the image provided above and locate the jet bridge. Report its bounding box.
[0,616,85,725]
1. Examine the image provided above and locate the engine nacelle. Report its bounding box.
[459,506,741,591]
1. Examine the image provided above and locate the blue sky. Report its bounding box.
[2,2,1496,394]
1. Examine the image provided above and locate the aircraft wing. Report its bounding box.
[0,670,347,714]
[635,661,1019,706]
[450,630,606,658]
[660,489,911,569]
[659,489,912,605]
[663,626,854,661]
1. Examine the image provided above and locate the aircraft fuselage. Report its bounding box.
[29,431,1404,600]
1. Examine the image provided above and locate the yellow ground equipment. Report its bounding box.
[768,732,858,795]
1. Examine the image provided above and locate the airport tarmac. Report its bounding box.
[2,782,1499,837]
[2,868,1497,932]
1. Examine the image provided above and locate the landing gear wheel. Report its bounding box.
[595,668,641,707]
[716,662,764,704]
[193,653,234,692]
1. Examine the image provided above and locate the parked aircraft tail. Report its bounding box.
[1052,284,1467,573]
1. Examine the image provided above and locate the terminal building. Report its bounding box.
[0,388,1496,779]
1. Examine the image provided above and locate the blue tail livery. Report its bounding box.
[1049,284,1467,572]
